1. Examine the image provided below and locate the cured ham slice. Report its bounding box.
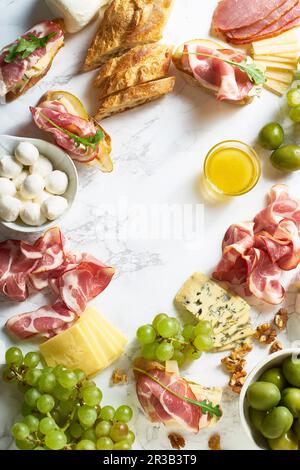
[214,185,300,304]
[212,0,289,32]
[134,360,221,433]
[181,44,254,102]
[225,0,298,41]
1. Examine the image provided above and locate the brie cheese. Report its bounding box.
[45,0,109,33]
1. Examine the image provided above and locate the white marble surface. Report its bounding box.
[0,0,300,451]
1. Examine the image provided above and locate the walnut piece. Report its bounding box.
[270,341,283,354]
[111,368,128,385]
[274,308,288,331]
[229,369,247,394]
[221,356,246,372]
[230,343,253,359]
[254,323,277,344]
[168,433,185,450]
[208,433,221,451]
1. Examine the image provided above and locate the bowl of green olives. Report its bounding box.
[239,349,300,450]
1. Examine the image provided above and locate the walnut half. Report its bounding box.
[274,308,288,331]
[168,433,185,450]
[229,370,247,394]
[208,433,221,451]
[254,323,277,344]
[270,341,283,354]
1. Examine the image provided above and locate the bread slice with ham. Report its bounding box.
[172,39,263,105]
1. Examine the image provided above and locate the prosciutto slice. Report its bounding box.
[181,44,255,102]
[214,185,300,304]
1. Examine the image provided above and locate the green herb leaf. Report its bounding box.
[4,32,57,63]
[182,51,266,86]
[133,366,222,418]
[39,111,103,151]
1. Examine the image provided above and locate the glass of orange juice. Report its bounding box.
[203,140,261,197]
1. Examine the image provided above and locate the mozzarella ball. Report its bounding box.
[0,177,16,196]
[13,170,28,190]
[20,174,45,200]
[0,195,22,222]
[30,155,53,177]
[45,170,68,195]
[42,196,68,221]
[20,202,46,226]
[15,142,39,165]
[33,190,51,205]
[0,155,22,178]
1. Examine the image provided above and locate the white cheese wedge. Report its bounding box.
[45,0,109,33]
[264,78,290,96]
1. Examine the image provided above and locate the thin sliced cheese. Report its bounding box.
[252,29,298,46]
[265,70,294,84]
[253,55,298,65]
[264,79,290,96]
[255,60,297,71]
[252,44,300,55]
[262,52,299,59]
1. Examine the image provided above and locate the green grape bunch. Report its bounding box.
[136,313,214,366]
[2,347,135,451]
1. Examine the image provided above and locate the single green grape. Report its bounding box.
[24,388,41,408]
[57,369,78,389]
[142,342,158,360]
[136,324,157,344]
[194,321,213,337]
[78,405,97,427]
[193,334,213,352]
[96,437,114,450]
[182,325,196,342]
[37,394,55,414]
[53,365,67,377]
[38,373,57,393]
[289,106,300,123]
[155,341,174,361]
[45,429,67,450]
[172,349,185,366]
[23,414,39,433]
[70,422,83,439]
[109,422,129,442]
[39,417,57,435]
[76,439,96,450]
[184,345,202,361]
[113,440,131,450]
[114,405,133,423]
[95,421,112,437]
[82,386,103,407]
[25,368,42,387]
[287,88,300,108]
[152,313,168,330]
[100,406,115,421]
[11,422,30,440]
[125,431,135,445]
[15,439,35,450]
[156,317,179,338]
[82,428,97,443]
[74,369,86,383]
[24,352,40,369]
[5,347,23,366]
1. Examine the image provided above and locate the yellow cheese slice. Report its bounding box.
[39,306,127,377]
[252,29,298,46]
[264,78,290,96]
[253,55,298,65]
[255,60,297,71]
[260,52,299,59]
[265,70,294,84]
[252,44,299,56]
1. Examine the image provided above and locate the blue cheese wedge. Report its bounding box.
[175,272,254,351]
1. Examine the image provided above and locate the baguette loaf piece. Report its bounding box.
[95,76,175,119]
[94,44,173,99]
[83,0,174,71]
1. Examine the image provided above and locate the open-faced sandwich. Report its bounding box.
[83,0,175,71]
[30,91,113,172]
[94,43,175,119]
[172,39,265,105]
[0,20,64,103]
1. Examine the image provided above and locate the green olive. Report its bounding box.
[270,145,300,172]
[283,356,300,387]
[259,122,284,150]
[268,430,299,451]
[293,418,300,440]
[259,368,287,392]
[246,382,281,411]
[249,408,266,431]
[261,406,294,439]
[281,388,300,418]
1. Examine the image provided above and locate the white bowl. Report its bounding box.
[239,348,300,450]
[0,135,78,233]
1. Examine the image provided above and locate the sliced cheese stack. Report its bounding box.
[251,30,300,96]
[175,272,254,352]
[39,306,127,377]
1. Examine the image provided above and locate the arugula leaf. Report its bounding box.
[182,51,266,86]
[39,111,104,152]
[4,32,57,63]
[133,366,222,418]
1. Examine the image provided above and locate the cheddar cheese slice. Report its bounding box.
[39,306,127,377]
[264,79,290,96]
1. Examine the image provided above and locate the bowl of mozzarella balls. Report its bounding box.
[0,135,78,232]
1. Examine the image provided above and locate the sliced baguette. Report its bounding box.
[94,76,175,120]
[94,44,173,99]
[83,0,174,71]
